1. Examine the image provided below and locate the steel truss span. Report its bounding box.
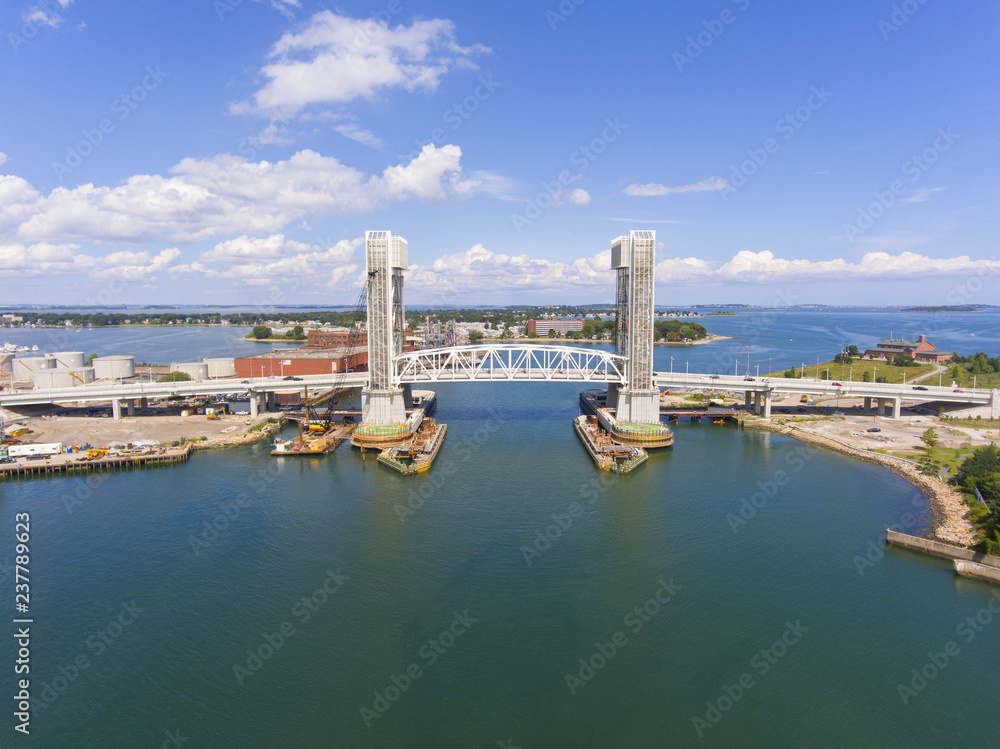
[394,345,627,384]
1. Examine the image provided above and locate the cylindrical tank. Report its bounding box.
[205,357,237,378]
[93,355,135,380]
[69,367,95,385]
[13,356,52,380]
[49,351,86,368]
[171,362,209,381]
[0,354,12,374]
[32,368,76,389]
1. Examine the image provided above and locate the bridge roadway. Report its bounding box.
[651,372,996,418]
[1,344,996,420]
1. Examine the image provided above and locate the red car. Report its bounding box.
[953,388,964,393]
[831,382,842,387]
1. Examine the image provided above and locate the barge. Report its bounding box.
[573,415,647,474]
[377,419,447,475]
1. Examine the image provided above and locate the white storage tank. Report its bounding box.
[171,362,209,381]
[49,351,86,368]
[0,353,12,374]
[13,356,52,380]
[93,355,135,380]
[32,368,76,389]
[206,357,237,378]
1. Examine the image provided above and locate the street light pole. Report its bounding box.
[670,356,674,373]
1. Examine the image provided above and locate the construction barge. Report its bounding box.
[579,390,674,449]
[351,391,447,474]
[271,422,354,456]
[573,415,647,474]
[378,419,447,475]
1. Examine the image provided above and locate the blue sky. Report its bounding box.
[1,0,998,307]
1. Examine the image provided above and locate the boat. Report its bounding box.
[573,415,647,474]
[377,419,447,475]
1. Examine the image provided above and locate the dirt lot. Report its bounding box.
[16,412,262,448]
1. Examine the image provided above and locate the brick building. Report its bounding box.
[235,347,368,378]
[864,334,952,363]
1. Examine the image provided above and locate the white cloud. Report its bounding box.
[0,152,7,167]
[624,177,728,197]
[406,245,1000,297]
[24,7,64,28]
[96,248,181,280]
[170,234,361,286]
[901,187,947,206]
[0,241,89,276]
[11,145,484,244]
[265,0,300,19]
[568,189,591,206]
[655,250,1000,284]
[242,11,489,114]
[333,123,385,149]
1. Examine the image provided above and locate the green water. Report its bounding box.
[2,382,999,747]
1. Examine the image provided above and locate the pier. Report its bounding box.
[0,444,191,478]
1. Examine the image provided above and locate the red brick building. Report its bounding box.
[235,347,368,378]
[305,328,366,348]
[864,335,952,363]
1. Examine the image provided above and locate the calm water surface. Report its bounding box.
[1,311,999,747]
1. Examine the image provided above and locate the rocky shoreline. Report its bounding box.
[190,418,285,451]
[741,417,976,546]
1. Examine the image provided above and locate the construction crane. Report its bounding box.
[321,274,373,430]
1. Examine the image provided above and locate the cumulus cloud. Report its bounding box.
[242,11,489,114]
[0,241,89,276]
[405,245,1000,297]
[95,248,181,280]
[170,234,361,286]
[568,188,591,206]
[655,250,1000,284]
[624,177,728,197]
[10,145,483,244]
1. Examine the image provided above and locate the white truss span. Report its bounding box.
[394,345,627,384]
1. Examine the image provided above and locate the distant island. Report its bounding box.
[901,305,994,312]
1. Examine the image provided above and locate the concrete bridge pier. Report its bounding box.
[745,391,752,410]
[864,397,872,411]
[762,390,772,418]
[126,400,135,417]
[752,391,761,414]
[890,397,901,419]
[112,398,122,420]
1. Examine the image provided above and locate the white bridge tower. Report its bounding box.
[608,230,659,423]
[362,231,410,424]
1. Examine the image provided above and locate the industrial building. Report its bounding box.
[526,318,584,336]
[234,347,369,379]
[305,328,367,348]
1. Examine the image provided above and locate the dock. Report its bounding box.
[886,530,1000,586]
[573,415,647,474]
[0,445,191,478]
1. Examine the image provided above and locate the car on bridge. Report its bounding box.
[832,382,842,387]
[953,388,964,393]
[913,386,928,390]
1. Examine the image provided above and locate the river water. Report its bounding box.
[2,310,999,747]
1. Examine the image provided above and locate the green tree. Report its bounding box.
[862,370,872,382]
[547,329,557,338]
[921,428,938,449]
[157,372,192,382]
[527,331,538,339]
[468,329,484,344]
[286,325,305,339]
[251,325,272,339]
